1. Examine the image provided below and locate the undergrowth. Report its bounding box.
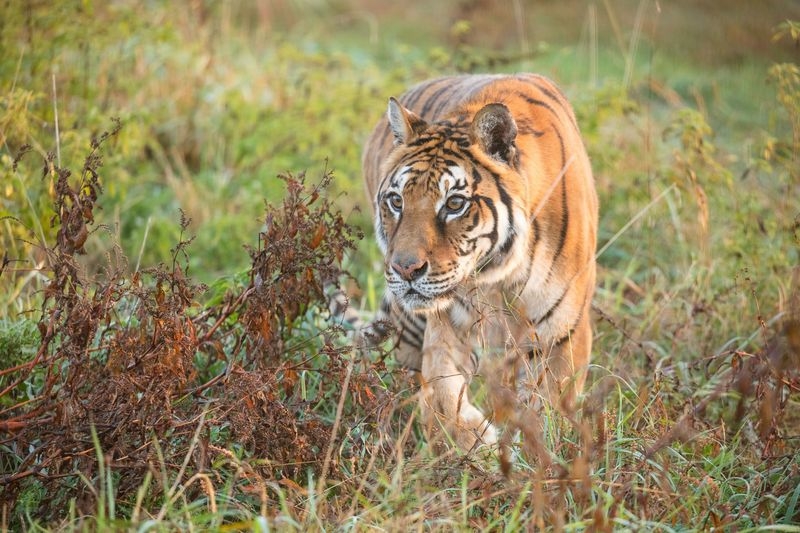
[0,128,389,528]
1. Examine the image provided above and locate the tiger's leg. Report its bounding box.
[539,313,592,412]
[419,316,498,451]
[381,296,425,372]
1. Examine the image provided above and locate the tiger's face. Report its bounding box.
[374,99,529,314]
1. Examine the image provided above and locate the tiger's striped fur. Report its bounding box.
[362,74,598,450]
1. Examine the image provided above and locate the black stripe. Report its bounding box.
[377,124,392,151]
[536,286,568,325]
[464,210,480,232]
[380,295,393,315]
[532,217,541,249]
[554,120,567,166]
[466,160,518,273]
[394,310,424,347]
[497,226,516,255]
[518,92,561,121]
[529,78,580,132]
[472,193,498,245]
[406,135,439,148]
[547,126,569,279]
[553,328,575,347]
[435,211,447,236]
[398,328,423,350]
[432,145,471,161]
[431,90,456,119]
[428,77,471,119]
[467,76,499,102]
[403,78,449,113]
[553,285,591,347]
[517,119,547,137]
[550,180,569,264]
[431,75,493,120]
[489,167,516,254]
[388,206,404,242]
[397,306,425,337]
[419,83,456,119]
[402,82,432,112]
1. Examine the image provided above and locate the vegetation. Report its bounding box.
[1,0,799,530]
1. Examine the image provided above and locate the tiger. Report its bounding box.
[361,74,598,451]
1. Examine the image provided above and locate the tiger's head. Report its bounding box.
[374,98,531,314]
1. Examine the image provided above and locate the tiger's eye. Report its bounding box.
[387,193,403,211]
[445,196,467,213]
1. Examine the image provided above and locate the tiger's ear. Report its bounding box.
[471,103,518,164]
[388,97,427,145]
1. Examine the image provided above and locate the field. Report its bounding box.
[1,0,799,530]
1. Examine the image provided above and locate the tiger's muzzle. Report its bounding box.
[386,252,458,313]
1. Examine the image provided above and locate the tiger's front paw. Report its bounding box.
[423,400,498,453]
[455,403,498,451]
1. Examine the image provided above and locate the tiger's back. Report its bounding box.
[362,74,597,450]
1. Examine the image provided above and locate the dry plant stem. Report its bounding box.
[52,72,61,167]
[346,437,382,518]
[0,343,50,399]
[164,407,209,503]
[595,184,676,261]
[144,410,208,520]
[316,356,354,498]
[157,473,217,519]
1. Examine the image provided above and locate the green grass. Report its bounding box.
[1,0,799,530]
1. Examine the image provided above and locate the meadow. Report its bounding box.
[1,0,799,530]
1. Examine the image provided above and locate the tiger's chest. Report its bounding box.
[445,279,541,358]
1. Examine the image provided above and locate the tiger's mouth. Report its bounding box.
[395,286,455,313]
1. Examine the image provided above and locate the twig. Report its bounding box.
[156,406,209,521]
[595,184,676,260]
[52,71,61,168]
[316,356,355,498]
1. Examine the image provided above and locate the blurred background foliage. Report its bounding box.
[2,0,797,292]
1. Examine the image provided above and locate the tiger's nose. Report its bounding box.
[391,255,428,281]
